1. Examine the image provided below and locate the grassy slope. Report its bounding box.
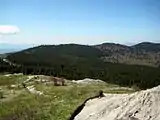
[0,74,135,120]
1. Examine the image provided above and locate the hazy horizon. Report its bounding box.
[0,0,160,47]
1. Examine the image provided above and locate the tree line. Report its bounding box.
[1,61,160,90]
[1,44,160,89]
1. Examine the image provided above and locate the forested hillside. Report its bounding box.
[95,42,160,67]
[0,43,159,89]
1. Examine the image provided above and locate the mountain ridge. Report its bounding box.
[94,42,160,67]
[4,41,160,67]
[1,41,160,89]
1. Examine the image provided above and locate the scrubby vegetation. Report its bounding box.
[0,74,134,120]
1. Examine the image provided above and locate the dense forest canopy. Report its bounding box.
[1,43,160,89]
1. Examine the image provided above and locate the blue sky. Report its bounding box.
[0,0,160,48]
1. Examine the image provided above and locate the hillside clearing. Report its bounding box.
[0,74,135,120]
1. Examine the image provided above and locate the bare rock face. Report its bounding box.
[71,78,106,84]
[26,85,43,95]
[74,85,160,120]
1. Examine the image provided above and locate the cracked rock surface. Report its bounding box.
[74,86,160,120]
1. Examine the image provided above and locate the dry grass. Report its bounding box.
[0,74,135,120]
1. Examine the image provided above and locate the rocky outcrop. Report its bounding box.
[73,85,160,120]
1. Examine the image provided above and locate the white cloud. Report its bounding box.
[0,25,20,35]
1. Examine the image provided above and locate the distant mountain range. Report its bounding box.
[1,42,160,89]
[0,43,34,54]
[95,42,160,67]
[0,49,20,54]
[5,42,160,67]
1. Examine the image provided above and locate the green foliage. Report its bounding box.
[133,42,160,52]
[0,90,4,99]
[0,75,25,86]
[1,44,160,89]
[0,81,134,120]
